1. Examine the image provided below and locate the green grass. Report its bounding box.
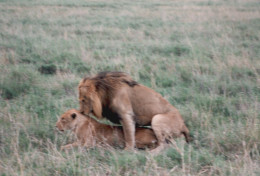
[0,0,259,175]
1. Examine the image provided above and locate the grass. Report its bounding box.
[0,0,259,175]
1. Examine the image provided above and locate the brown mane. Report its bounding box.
[82,71,138,89]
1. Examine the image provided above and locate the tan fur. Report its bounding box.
[56,109,158,150]
[78,71,190,153]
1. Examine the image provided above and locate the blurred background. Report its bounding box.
[0,0,259,175]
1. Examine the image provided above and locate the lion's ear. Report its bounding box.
[71,113,77,119]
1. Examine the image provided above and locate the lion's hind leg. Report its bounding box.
[150,112,185,154]
[150,114,169,154]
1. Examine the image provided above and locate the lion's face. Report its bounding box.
[79,80,100,117]
[79,95,92,116]
[56,109,78,131]
[79,86,94,115]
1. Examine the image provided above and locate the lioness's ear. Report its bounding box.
[71,113,77,119]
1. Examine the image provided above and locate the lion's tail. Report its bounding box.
[182,125,191,143]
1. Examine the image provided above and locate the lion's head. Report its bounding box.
[56,109,80,131]
[78,78,102,119]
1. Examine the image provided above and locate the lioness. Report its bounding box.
[78,72,190,153]
[56,109,158,150]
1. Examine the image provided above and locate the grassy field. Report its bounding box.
[0,0,259,175]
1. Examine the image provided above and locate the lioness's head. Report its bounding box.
[78,79,102,119]
[56,109,80,131]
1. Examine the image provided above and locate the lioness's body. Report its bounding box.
[78,72,190,153]
[56,109,158,150]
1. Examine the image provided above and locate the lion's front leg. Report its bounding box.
[120,114,135,150]
[112,90,136,150]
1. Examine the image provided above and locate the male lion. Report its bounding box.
[78,71,190,153]
[56,109,158,150]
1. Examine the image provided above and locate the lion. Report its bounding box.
[78,71,190,153]
[56,109,158,150]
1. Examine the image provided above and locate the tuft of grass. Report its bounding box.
[38,64,57,75]
[150,44,190,57]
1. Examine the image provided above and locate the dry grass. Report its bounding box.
[0,0,259,175]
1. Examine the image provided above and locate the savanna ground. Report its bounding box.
[0,0,259,175]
